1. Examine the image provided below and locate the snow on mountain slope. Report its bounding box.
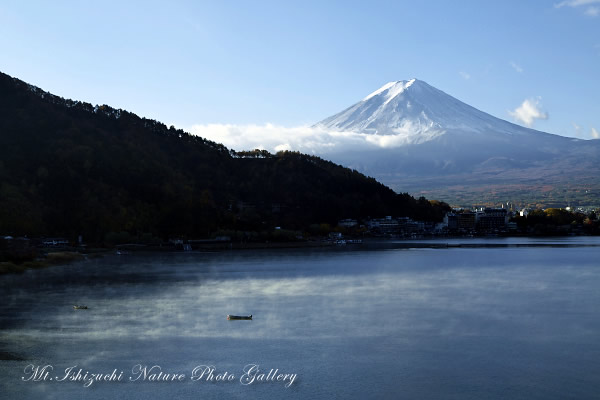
[313,79,600,205]
[315,79,556,145]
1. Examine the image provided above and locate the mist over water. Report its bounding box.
[1,238,600,399]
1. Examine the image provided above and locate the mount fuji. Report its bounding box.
[315,79,600,206]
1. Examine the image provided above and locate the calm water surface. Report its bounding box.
[1,237,599,399]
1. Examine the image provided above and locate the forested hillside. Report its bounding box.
[0,72,449,242]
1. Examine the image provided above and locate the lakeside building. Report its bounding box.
[444,213,458,231]
[349,207,511,237]
[444,211,477,232]
[366,216,400,235]
[476,208,508,232]
[364,216,431,236]
[443,208,508,233]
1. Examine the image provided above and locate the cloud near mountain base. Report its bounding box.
[188,123,429,154]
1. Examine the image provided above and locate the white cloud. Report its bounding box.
[509,61,524,73]
[555,0,600,15]
[592,127,600,139]
[573,122,583,137]
[459,71,471,80]
[509,98,549,127]
[188,123,436,155]
[555,0,600,7]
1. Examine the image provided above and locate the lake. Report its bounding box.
[1,237,600,399]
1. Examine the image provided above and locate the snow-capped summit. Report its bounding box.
[362,79,416,102]
[315,78,543,145]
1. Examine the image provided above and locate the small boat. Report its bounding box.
[227,314,252,320]
[73,305,88,310]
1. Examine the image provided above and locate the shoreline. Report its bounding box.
[2,235,599,276]
[0,250,106,275]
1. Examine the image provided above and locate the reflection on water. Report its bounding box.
[1,238,600,399]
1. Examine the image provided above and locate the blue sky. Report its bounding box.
[1,1,599,141]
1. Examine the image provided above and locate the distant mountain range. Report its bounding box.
[315,79,600,207]
[0,72,449,241]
